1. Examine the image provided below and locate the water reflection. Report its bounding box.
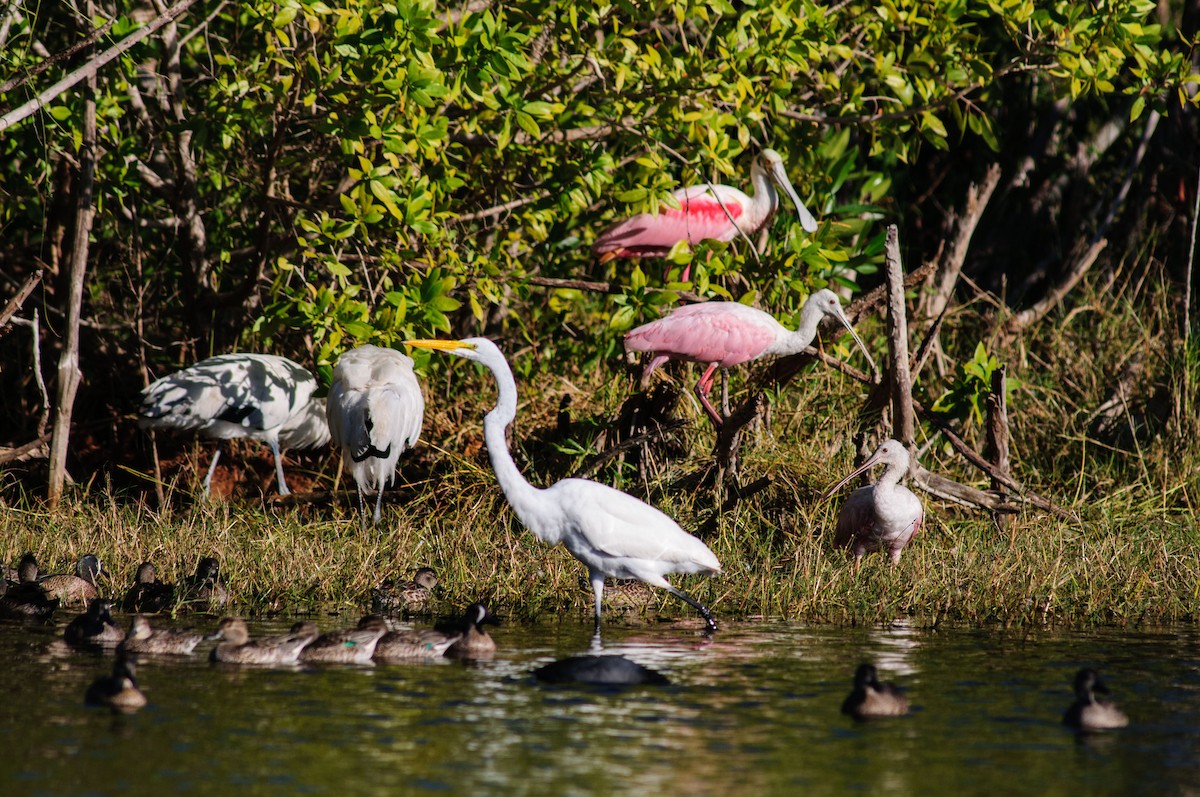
[0,618,1198,795]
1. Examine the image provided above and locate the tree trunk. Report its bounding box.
[47,6,97,508]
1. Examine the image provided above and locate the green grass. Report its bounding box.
[4,271,1199,628]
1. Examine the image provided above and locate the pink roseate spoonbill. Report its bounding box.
[405,337,721,635]
[823,439,923,567]
[327,345,425,527]
[624,289,876,429]
[140,353,330,497]
[593,149,819,279]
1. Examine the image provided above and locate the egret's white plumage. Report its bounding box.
[140,353,330,496]
[406,337,721,634]
[327,345,425,526]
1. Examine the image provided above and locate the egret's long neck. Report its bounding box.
[771,301,824,356]
[481,359,559,542]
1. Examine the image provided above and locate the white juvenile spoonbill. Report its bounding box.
[140,354,330,496]
[594,149,818,279]
[327,345,425,527]
[406,337,721,634]
[822,439,923,566]
[625,289,876,429]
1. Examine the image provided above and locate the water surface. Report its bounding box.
[1,616,1197,796]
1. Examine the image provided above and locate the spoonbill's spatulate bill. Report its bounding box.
[823,439,923,566]
[406,337,721,635]
[139,353,330,496]
[625,289,876,428]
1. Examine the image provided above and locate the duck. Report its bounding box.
[358,615,462,661]
[0,556,58,622]
[85,651,147,712]
[1063,668,1129,731]
[444,603,499,660]
[121,562,175,613]
[64,598,126,648]
[841,663,910,719]
[4,552,39,588]
[371,567,438,615]
[39,553,108,608]
[534,655,670,686]
[208,617,316,665]
[181,557,229,609]
[120,614,204,655]
[298,620,388,664]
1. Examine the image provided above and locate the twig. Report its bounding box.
[571,419,687,480]
[1185,163,1199,343]
[923,163,1002,319]
[0,0,201,133]
[0,14,116,94]
[884,225,915,447]
[0,271,43,330]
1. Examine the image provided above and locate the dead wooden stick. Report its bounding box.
[0,271,42,330]
[985,365,1011,530]
[884,225,916,447]
[923,163,1003,319]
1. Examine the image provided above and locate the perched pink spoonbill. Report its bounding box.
[593,149,818,279]
[406,337,721,636]
[624,289,876,429]
[823,439,923,567]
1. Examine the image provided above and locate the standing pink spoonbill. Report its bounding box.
[405,337,721,635]
[822,439,923,567]
[624,289,876,429]
[593,149,818,278]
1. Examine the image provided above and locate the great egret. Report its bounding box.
[823,439,923,566]
[327,345,425,526]
[1063,668,1129,731]
[406,337,721,634]
[625,289,876,428]
[139,353,330,496]
[841,663,911,719]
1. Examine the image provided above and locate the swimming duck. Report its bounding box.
[64,598,126,648]
[208,617,315,665]
[298,620,388,664]
[181,557,229,609]
[85,651,147,712]
[121,562,175,613]
[4,553,39,588]
[39,553,107,608]
[120,614,204,655]
[371,567,439,615]
[841,663,910,719]
[534,655,670,686]
[1063,668,1129,731]
[444,603,499,660]
[358,615,462,661]
[0,557,58,622]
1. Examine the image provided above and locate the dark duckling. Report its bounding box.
[444,603,499,660]
[841,663,910,720]
[1063,668,1129,731]
[65,598,126,649]
[534,655,670,686]
[121,562,175,613]
[85,651,147,712]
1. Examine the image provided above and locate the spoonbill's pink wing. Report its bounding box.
[594,188,745,258]
[625,302,777,368]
